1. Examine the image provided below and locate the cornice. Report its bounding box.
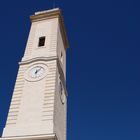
[19,56,58,65]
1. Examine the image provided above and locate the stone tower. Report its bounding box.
[0,8,68,140]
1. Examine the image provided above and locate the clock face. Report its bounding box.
[59,82,65,104]
[24,64,48,82]
[30,66,44,78]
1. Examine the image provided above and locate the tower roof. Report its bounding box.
[30,8,69,49]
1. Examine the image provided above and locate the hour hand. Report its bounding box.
[35,70,38,74]
[37,68,41,73]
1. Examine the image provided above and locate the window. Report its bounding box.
[38,36,45,47]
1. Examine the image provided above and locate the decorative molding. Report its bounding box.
[0,133,56,140]
[19,56,58,65]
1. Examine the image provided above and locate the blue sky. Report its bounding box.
[0,0,140,140]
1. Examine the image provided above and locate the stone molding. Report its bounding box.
[20,56,58,65]
[0,134,57,140]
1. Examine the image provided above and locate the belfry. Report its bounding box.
[0,8,69,140]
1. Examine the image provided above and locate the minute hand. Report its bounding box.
[36,68,41,74]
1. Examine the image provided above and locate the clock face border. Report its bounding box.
[24,63,48,82]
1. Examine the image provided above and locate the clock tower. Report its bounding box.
[0,8,69,140]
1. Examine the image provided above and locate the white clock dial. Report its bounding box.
[30,66,44,78]
[24,64,48,82]
[59,82,65,104]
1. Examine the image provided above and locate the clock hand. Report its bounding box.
[35,69,38,74]
[37,68,42,73]
[35,68,42,74]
